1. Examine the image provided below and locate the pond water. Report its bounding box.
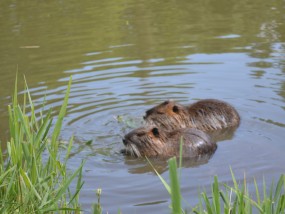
[1,0,285,213]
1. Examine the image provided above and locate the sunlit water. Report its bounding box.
[0,0,285,213]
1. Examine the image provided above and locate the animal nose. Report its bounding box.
[123,139,127,145]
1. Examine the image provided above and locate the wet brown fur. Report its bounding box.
[144,99,240,131]
[122,126,217,158]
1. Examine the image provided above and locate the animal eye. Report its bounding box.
[152,127,160,137]
[172,105,179,113]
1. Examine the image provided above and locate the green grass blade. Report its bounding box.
[24,76,38,130]
[34,109,52,145]
[212,176,220,214]
[0,166,16,184]
[64,136,74,165]
[168,157,182,214]
[276,194,285,213]
[147,158,171,194]
[4,168,17,202]
[51,76,72,148]
[69,160,85,205]
[263,176,267,203]
[219,189,230,212]
[254,177,261,206]
[274,174,284,201]
[8,105,18,146]
[93,203,102,214]
[16,105,32,142]
[178,137,183,169]
[13,73,18,108]
[0,141,3,167]
[230,168,238,190]
[201,192,213,214]
[19,168,42,201]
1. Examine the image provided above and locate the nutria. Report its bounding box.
[144,99,240,131]
[122,126,217,158]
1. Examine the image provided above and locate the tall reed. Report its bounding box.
[0,76,84,213]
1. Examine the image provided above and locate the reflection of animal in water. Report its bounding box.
[144,99,240,132]
[123,153,216,174]
[207,126,238,142]
[122,126,217,158]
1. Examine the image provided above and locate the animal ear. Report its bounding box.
[163,100,169,105]
[152,127,160,137]
[172,105,179,113]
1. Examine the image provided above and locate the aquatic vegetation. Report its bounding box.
[0,76,84,213]
[151,152,285,214]
[192,171,285,214]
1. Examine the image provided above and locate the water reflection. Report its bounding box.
[123,153,217,174]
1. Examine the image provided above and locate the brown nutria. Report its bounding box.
[144,99,240,131]
[122,126,217,158]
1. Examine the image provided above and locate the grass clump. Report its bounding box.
[0,76,84,213]
[193,171,285,214]
[150,141,285,214]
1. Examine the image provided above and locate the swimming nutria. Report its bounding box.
[122,126,217,158]
[144,99,240,131]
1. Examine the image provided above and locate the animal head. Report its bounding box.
[144,100,189,130]
[122,126,166,157]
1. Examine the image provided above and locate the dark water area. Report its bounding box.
[0,0,285,213]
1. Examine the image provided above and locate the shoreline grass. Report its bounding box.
[0,76,84,213]
[151,156,285,214]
